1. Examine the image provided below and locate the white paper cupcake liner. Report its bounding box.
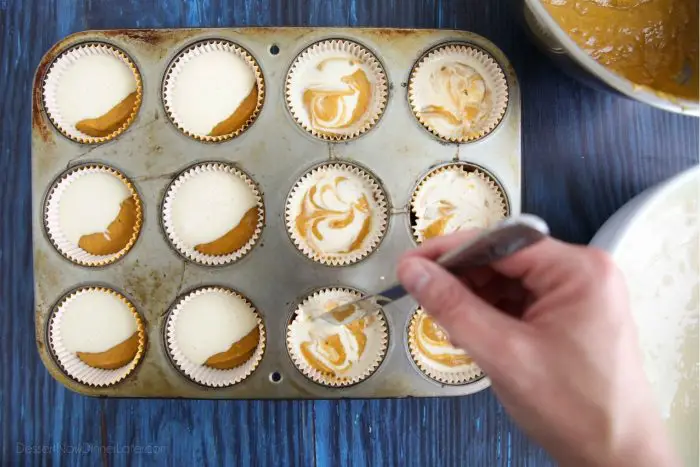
[161,162,264,266]
[48,287,147,387]
[285,39,388,141]
[162,40,265,142]
[408,43,509,143]
[408,308,484,385]
[44,164,143,266]
[410,163,508,243]
[285,163,388,266]
[165,287,266,388]
[42,43,143,144]
[287,287,388,387]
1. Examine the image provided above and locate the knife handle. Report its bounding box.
[437,214,549,272]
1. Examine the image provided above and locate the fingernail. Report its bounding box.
[399,258,432,295]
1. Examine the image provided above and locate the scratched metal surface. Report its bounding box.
[32,27,521,399]
[3,0,699,466]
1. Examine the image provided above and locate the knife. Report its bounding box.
[316,214,550,326]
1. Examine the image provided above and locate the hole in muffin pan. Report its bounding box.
[407,161,511,245]
[269,371,283,383]
[269,44,280,55]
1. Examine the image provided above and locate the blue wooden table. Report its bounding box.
[1,1,698,465]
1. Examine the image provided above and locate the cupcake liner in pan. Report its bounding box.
[285,39,388,141]
[164,287,266,388]
[162,40,265,142]
[286,287,388,387]
[32,27,519,399]
[408,43,509,143]
[410,162,509,243]
[161,162,265,266]
[47,286,147,387]
[284,162,389,266]
[42,42,143,144]
[43,163,143,267]
[407,308,485,385]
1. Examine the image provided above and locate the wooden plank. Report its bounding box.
[1,0,697,465]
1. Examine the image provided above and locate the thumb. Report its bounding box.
[397,256,525,367]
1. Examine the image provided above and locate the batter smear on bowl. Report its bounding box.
[542,0,699,100]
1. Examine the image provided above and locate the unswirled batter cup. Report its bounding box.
[42,43,143,144]
[163,40,265,142]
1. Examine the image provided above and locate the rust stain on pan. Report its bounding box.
[32,56,53,144]
[101,29,166,45]
[32,34,83,144]
[369,28,428,39]
[32,32,86,144]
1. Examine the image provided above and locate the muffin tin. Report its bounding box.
[32,28,521,399]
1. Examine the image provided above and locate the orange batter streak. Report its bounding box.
[543,0,699,100]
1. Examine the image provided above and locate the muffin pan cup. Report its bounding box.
[32,28,520,399]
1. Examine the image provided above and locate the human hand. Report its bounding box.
[397,231,678,467]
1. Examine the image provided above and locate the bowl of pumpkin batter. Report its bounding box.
[523,0,699,116]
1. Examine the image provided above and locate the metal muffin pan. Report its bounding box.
[32,27,521,399]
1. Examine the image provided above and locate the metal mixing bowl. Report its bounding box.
[522,0,700,117]
[590,165,699,466]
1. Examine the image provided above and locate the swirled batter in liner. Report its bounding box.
[542,0,699,100]
[302,57,373,136]
[288,290,386,382]
[412,168,505,241]
[418,62,492,138]
[292,168,380,259]
[411,311,475,373]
